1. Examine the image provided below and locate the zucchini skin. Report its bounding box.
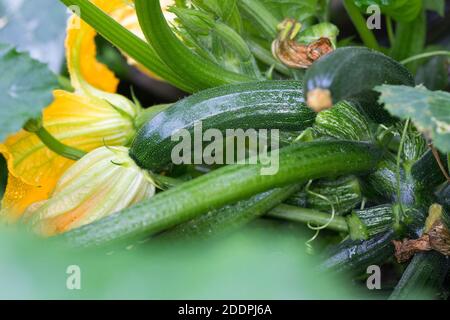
[390,252,449,300]
[285,175,362,215]
[62,141,381,248]
[129,81,315,171]
[304,47,414,123]
[162,184,302,240]
[320,231,395,275]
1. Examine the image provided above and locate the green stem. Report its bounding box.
[134,104,172,130]
[396,119,410,213]
[213,22,262,78]
[134,0,253,90]
[57,75,74,92]
[59,0,194,92]
[35,127,86,161]
[343,0,380,51]
[386,16,395,47]
[268,204,349,233]
[247,40,291,76]
[238,0,279,39]
[401,50,450,65]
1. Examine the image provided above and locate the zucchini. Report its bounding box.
[162,184,302,240]
[285,175,362,215]
[130,80,315,171]
[389,252,449,300]
[320,231,395,275]
[346,205,395,240]
[312,101,374,142]
[61,141,381,248]
[303,47,414,122]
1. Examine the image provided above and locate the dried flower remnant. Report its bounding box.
[272,19,334,69]
[393,204,450,263]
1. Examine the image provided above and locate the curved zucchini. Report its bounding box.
[130,81,315,171]
[320,231,395,275]
[304,47,414,122]
[162,184,302,240]
[62,141,381,248]
[390,252,449,300]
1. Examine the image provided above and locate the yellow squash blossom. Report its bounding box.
[0,0,141,223]
[23,146,155,237]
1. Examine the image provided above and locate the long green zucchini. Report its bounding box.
[303,47,414,122]
[61,141,381,248]
[130,80,315,171]
[162,184,302,240]
[389,252,449,300]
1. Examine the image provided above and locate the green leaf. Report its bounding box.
[415,55,449,91]
[424,0,445,16]
[375,85,450,153]
[0,0,67,72]
[0,226,359,299]
[0,43,58,142]
[354,0,422,22]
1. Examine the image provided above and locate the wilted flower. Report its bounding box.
[23,146,156,237]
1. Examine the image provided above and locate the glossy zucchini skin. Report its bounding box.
[62,141,381,248]
[162,184,302,240]
[304,47,414,123]
[320,231,395,275]
[130,80,315,171]
[390,252,449,300]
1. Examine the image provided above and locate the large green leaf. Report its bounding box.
[0,225,359,299]
[375,85,450,153]
[0,43,58,142]
[0,0,67,72]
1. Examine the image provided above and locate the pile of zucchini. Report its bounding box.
[62,47,449,299]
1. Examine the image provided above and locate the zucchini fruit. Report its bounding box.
[130,81,315,171]
[62,141,381,248]
[162,184,302,240]
[320,231,395,275]
[303,47,414,122]
[285,175,362,215]
[390,252,449,300]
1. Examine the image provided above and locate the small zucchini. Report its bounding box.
[320,231,395,275]
[389,252,449,300]
[62,141,381,248]
[130,80,315,171]
[285,175,362,215]
[303,47,414,122]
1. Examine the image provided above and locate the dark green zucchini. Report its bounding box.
[303,47,414,123]
[130,80,315,171]
[61,141,381,248]
[285,175,362,215]
[320,231,395,275]
[389,252,449,300]
[162,184,302,240]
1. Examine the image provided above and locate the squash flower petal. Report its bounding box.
[23,146,156,236]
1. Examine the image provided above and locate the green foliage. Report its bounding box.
[0,226,357,299]
[376,85,450,153]
[424,0,445,16]
[0,0,67,72]
[354,0,422,22]
[0,43,58,142]
[261,0,321,22]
